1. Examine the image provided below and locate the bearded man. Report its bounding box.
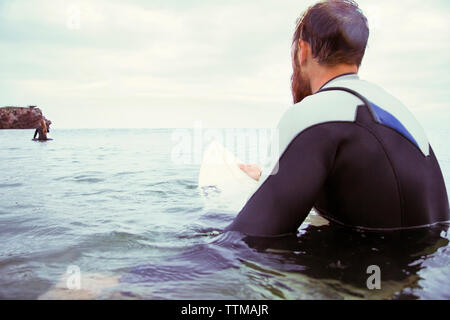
[226,0,449,236]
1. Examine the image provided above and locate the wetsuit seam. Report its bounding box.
[260,120,356,181]
[314,208,450,231]
[328,128,350,177]
[352,122,405,227]
[376,122,428,157]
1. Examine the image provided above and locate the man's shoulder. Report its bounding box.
[276,90,363,153]
[321,77,430,155]
[278,88,362,132]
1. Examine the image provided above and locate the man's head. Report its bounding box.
[291,0,369,103]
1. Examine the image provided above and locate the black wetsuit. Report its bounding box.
[225,74,450,236]
[33,125,47,140]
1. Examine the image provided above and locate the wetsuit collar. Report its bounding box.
[318,73,359,91]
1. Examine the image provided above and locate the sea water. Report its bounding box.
[0,128,449,299]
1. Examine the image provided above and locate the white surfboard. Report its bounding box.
[198,140,258,211]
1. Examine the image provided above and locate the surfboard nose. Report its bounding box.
[198,140,258,211]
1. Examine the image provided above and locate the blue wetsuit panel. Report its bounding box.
[370,102,419,148]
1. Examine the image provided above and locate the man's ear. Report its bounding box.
[298,40,310,67]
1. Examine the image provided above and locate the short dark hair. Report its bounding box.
[293,0,369,67]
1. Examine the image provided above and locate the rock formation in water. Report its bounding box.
[0,106,52,129]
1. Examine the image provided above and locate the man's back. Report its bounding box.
[315,74,449,229]
[225,74,449,235]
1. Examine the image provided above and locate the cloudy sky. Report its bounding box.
[0,0,449,129]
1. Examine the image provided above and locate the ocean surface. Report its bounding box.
[0,128,449,300]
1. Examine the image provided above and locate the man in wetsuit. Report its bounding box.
[225,0,449,236]
[33,119,48,141]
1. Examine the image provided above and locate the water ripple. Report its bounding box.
[73,176,104,183]
[0,183,23,188]
[120,244,239,284]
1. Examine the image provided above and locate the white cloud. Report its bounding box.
[0,0,449,129]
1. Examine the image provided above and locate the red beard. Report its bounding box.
[291,65,312,104]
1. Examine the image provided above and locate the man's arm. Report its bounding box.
[224,123,339,236]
